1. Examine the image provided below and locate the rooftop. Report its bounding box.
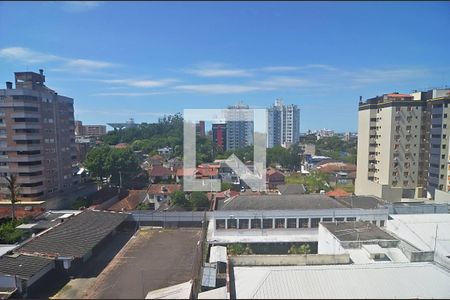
[334,195,386,209]
[277,184,305,195]
[109,190,148,212]
[17,210,128,258]
[233,263,450,299]
[0,254,53,279]
[321,221,396,242]
[217,194,347,211]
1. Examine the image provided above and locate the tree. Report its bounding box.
[227,243,253,255]
[288,244,311,255]
[170,190,188,208]
[221,182,233,191]
[84,146,141,188]
[2,175,21,220]
[189,191,210,211]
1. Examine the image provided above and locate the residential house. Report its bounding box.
[266,169,285,189]
[148,165,173,183]
[147,184,182,210]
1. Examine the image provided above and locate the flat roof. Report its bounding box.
[0,254,53,279]
[18,210,128,258]
[386,214,450,255]
[334,196,386,209]
[217,195,346,211]
[234,263,450,299]
[321,221,396,242]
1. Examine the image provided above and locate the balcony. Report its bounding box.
[17,175,45,184]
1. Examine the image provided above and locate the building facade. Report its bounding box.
[267,99,300,148]
[74,120,106,137]
[212,123,227,151]
[0,70,77,200]
[225,104,254,151]
[356,89,450,201]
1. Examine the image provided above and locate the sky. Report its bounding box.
[0,1,449,132]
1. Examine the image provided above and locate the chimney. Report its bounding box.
[5,82,12,89]
[39,69,44,75]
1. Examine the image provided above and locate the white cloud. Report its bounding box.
[351,68,428,84]
[174,84,274,94]
[61,1,102,13]
[261,64,337,72]
[0,46,116,72]
[258,76,317,88]
[101,78,177,88]
[92,91,167,97]
[185,63,253,77]
[0,47,60,64]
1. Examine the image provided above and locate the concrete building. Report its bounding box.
[212,123,226,151]
[267,99,300,148]
[225,103,253,151]
[196,121,205,137]
[74,121,106,138]
[355,93,428,201]
[0,70,77,200]
[356,89,450,201]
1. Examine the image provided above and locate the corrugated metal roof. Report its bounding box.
[234,263,450,299]
[209,246,227,263]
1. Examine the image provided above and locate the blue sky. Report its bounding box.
[1,1,449,132]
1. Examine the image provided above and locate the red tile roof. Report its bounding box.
[109,190,148,212]
[149,165,173,177]
[148,184,181,195]
[114,143,129,149]
[316,162,356,174]
[326,188,351,197]
[387,93,413,98]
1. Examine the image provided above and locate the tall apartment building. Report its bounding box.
[0,70,77,200]
[267,99,300,148]
[196,121,205,137]
[356,89,450,201]
[212,122,227,151]
[225,103,254,151]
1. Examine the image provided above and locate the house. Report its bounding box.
[266,169,285,189]
[108,190,148,212]
[148,165,173,183]
[114,143,129,149]
[147,184,182,210]
[157,146,172,156]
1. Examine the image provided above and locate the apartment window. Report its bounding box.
[444,124,447,129]
[287,218,297,228]
[227,218,237,229]
[442,165,445,170]
[444,135,447,139]
[403,180,409,186]
[443,154,446,159]
[406,125,411,131]
[443,144,447,150]
[335,217,345,222]
[445,114,448,118]
[346,217,357,222]
[441,175,445,180]
[322,217,332,222]
[396,107,401,112]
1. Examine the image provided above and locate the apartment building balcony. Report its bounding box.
[12,134,42,140]
[10,112,40,118]
[8,165,44,173]
[5,155,44,162]
[11,124,41,130]
[16,175,45,184]
[19,185,46,194]
[0,101,39,109]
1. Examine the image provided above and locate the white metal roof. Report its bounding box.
[234,263,450,299]
[347,247,409,264]
[386,214,450,256]
[145,280,192,299]
[0,245,18,257]
[201,263,217,288]
[198,287,228,299]
[209,246,227,263]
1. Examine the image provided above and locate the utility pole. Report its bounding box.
[119,171,123,195]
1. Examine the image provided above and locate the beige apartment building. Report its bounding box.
[355,93,428,201]
[356,89,450,201]
[0,70,77,200]
[75,120,106,137]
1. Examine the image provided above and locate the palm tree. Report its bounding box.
[3,175,21,220]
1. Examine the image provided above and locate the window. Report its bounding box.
[251,219,261,229]
[275,218,285,228]
[227,218,237,229]
[299,218,309,228]
[263,218,273,229]
[310,218,320,228]
[287,218,297,228]
[238,219,249,229]
[322,217,332,222]
[335,217,345,222]
[346,217,357,222]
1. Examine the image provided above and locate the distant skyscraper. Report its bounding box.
[212,122,227,151]
[0,70,77,200]
[267,99,300,148]
[196,121,205,137]
[225,103,254,151]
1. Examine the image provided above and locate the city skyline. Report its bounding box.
[1,2,450,132]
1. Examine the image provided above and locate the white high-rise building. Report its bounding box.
[267,99,300,148]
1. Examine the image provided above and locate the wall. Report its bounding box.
[434,189,450,203]
[229,253,349,266]
[317,224,346,254]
